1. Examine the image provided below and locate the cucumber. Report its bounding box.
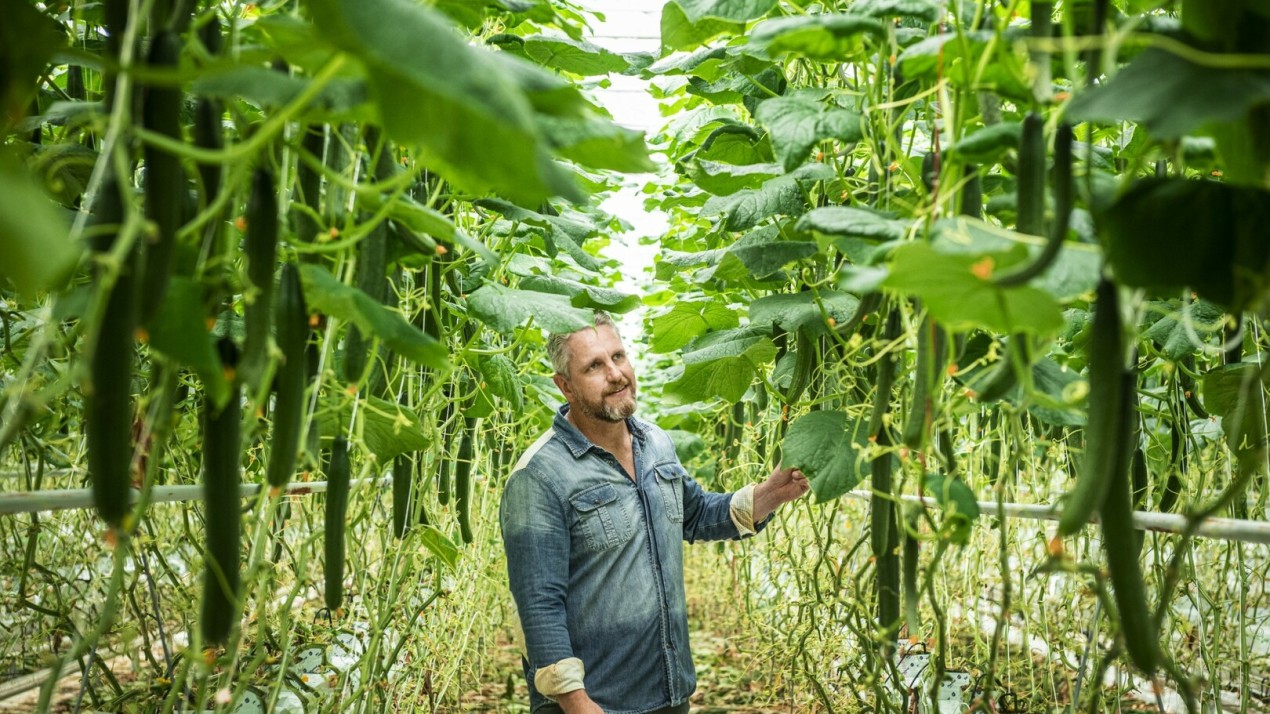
[784,328,815,406]
[437,383,455,505]
[139,30,185,323]
[201,339,242,646]
[455,417,477,545]
[871,307,901,631]
[341,224,387,385]
[1015,111,1045,237]
[294,124,326,245]
[960,165,982,218]
[1099,374,1160,674]
[86,174,138,530]
[902,313,947,450]
[265,264,308,488]
[995,122,1072,287]
[241,167,278,391]
[393,454,417,538]
[1058,278,1123,536]
[325,437,351,611]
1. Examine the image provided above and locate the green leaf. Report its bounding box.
[319,393,430,462]
[686,62,786,105]
[664,328,777,404]
[728,224,819,277]
[749,290,860,335]
[660,1,745,51]
[665,428,708,462]
[299,264,450,369]
[383,197,497,266]
[883,242,1065,335]
[930,216,1100,300]
[0,152,78,298]
[923,473,980,545]
[1140,299,1227,362]
[479,354,524,413]
[650,299,741,352]
[689,160,783,195]
[948,122,1022,164]
[1202,363,1270,473]
[897,29,1029,99]
[675,0,778,23]
[851,0,941,23]
[1067,48,1270,140]
[536,114,655,172]
[780,410,869,501]
[520,34,631,75]
[746,14,885,61]
[519,275,641,313]
[1099,178,1270,314]
[466,282,595,334]
[754,92,863,171]
[703,162,834,231]
[696,125,774,165]
[418,525,460,569]
[796,206,909,243]
[146,277,229,409]
[305,0,582,206]
[477,199,604,271]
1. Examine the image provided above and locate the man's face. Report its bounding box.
[554,324,638,422]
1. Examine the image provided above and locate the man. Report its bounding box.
[500,312,810,714]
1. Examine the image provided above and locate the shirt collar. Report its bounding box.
[554,404,648,459]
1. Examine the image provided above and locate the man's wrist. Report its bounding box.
[555,688,596,713]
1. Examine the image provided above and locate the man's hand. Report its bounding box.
[753,465,810,523]
[556,689,604,714]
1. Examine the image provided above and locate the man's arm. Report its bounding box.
[752,465,809,523]
[500,470,591,705]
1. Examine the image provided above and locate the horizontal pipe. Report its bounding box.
[842,490,1270,545]
[2,478,1266,545]
[0,477,391,516]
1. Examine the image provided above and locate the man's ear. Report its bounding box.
[553,373,572,401]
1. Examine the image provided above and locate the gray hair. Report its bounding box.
[547,312,618,377]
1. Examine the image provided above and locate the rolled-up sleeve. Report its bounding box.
[499,468,580,694]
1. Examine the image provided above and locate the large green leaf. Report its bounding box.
[851,0,941,22]
[728,224,819,277]
[1099,178,1270,314]
[318,393,430,462]
[689,160,783,196]
[675,0,778,23]
[1066,48,1270,140]
[930,216,1100,300]
[883,242,1065,335]
[650,299,741,352]
[192,67,366,114]
[948,122,1022,164]
[746,14,885,61]
[299,264,450,369]
[797,206,909,243]
[1140,299,1226,362]
[516,34,631,76]
[0,152,78,298]
[537,114,655,173]
[897,29,1029,99]
[686,65,787,106]
[519,274,641,313]
[924,473,980,545]
[703,162,834,231]
[479,353,524,413]
[383,197,497,265]
[466,282,595,334]
[664,328,777,403]
[748,290,861,335]
[305,0,582,205]
[660,1,745,51]
[780,410,869,501]
[0,2,65,132]
[754,92,864,171]
[146,277,229,409]
[1202,362,1270,473]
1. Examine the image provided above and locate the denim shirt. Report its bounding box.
[500,405,766,713]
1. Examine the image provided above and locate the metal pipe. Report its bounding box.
[0,477,391,516]
[841,490,1270,546]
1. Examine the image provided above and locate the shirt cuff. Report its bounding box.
[534,657,586,699]
[730,483,757,536]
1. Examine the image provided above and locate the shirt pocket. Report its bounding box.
[568,483,634,553]
[654,464,684,523]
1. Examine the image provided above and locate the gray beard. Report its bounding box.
[581,389,637,422]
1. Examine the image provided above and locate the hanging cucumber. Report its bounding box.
[1014,111,1046,238]
[901,509,921,634]
[139,29,185,323]
[871,308,901,632]
[341,223,387,385]
[241,167,278,391]
[783,327,815,406]
[437,382,455,505]
[393,453,421,537]
[294,124,326,246]
[996,122,1073,287]
[455,417,477,545]
[960,165,982,218]
[975,335,1030,403]
[265,264,308,488]
[1099,373,1160,674]
[87,174,138,530]
[902,313,947,450]
[325,436,351,611]
[201,339,242,646]
[1058,277,1123,536]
